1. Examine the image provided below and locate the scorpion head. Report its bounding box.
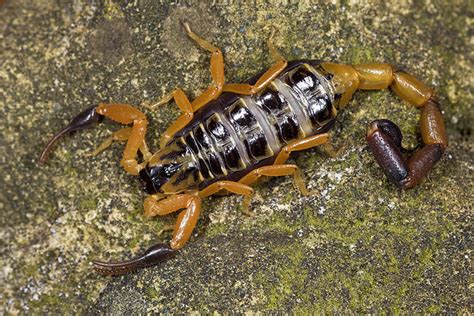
[140,137,199,194]
[139,162,181,194]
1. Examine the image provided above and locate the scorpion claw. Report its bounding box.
[38,106,103,164]
[92,243,176,276]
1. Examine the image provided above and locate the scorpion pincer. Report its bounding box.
[39,23,448,276]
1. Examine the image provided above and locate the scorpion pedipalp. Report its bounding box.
[92,243,176,276]
[38,106,103,164]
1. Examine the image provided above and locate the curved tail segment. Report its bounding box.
[367,100,447,189]
[38,106,103,164]
[321,63,448,189]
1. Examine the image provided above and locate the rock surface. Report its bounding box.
[0,0,472,313]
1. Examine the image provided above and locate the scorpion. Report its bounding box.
[39,24,448,276]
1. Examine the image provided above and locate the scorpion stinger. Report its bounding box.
[38,105,103,164]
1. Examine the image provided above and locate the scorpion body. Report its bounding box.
[39,24,448,275]
[140,60,336,195]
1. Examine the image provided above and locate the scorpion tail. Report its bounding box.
[92,243,176,276]
[38,106,103,164]
[321,62,448,189]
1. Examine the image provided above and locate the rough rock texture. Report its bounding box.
[1,0,472,313]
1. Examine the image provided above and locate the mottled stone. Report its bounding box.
[0,0,472,313]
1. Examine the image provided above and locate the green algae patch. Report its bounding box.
[344,44,375,64]
[79,198,98,210]
[255,243,310,311]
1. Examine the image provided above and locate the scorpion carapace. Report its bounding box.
[39,23,448,276]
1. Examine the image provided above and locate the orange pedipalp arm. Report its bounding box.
[96,103,146,124]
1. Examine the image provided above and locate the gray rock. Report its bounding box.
[0,0,471,313]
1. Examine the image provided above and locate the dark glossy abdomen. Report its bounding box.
[164,60,338,191]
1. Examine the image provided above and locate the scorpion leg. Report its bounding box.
[322,142,344,158]
[149,23,225,114]
[267,26,285,62]
[94,103,148,176]
[144,193,201,250]
[85,127,152,163]
[223,28,288,95]
[223,60,288,95]
[326,62,448,188]
[273,133,330,165]
[198,181,255,215]
[145,23,224,147]
[155,89,195,147]
[239,164,309,196]
[86,127,132,157]
[183,22,225,112]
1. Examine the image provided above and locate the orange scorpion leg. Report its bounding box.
[94,104,148,176]
[239,164,310,196]
[143,193,202,250]
[274,133,330,165]
[149,89,196,148]
[146,23,225,146]
[267,26,285,62]
[223,28,288,95]
[184,22,225,112]
[222,60,287,95]
[250,134,330,195]
[85,127,152,162]
[198,181,254,215]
